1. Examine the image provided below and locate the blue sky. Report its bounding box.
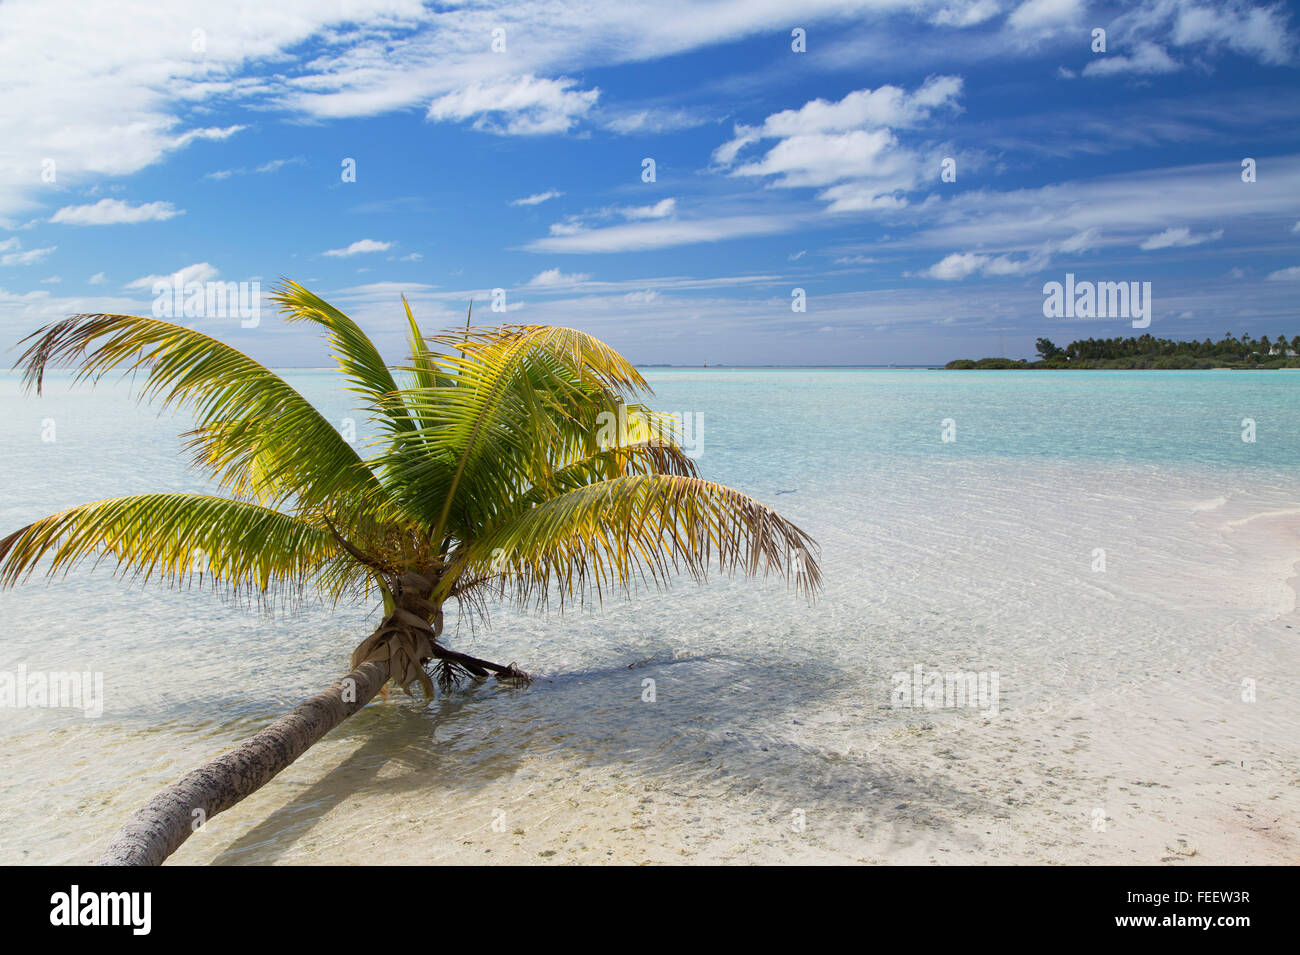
[1,0,1299,366]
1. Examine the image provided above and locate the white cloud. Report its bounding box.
[880,154,1300,259]
[323,239,393,257]
[714,78,963,212]
[0,239,55,266]
[527,268,591,287]
[1139,226,1223,249]
[1267,265,1300,280]
[716,77,963,159]
[526,215,800,254]
[1007,0,1082,32]
[427,74,599,135]
[1058,227,1102,253]
[1170,0,1294,65]
[125,262,219,290]
[931,1,1002,27]
[536,197,680,245]
[618,198,676,220]
[88,271,106,285]
[1083,42,1180,77]
[49,198,182,225]
[0,0,436,222]
[601,107,709,134]
[510,190,563,206]
[206,157,305,180]
[924,252,988,280]
[0,0,1291,230]
[919,247,1050,279]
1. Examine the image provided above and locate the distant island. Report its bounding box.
[947,333,1300,370]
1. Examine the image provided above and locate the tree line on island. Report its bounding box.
[947,332,1300,369]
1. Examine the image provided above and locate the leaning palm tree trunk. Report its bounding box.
[96,660,390,866]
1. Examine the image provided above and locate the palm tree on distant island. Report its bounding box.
[1,282,820,865]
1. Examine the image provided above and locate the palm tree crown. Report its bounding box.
[2,282,821,696]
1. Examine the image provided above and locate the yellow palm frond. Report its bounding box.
[384,325,661,534]
[13,313,384,514]
[445,474,821,608]
[271,281,411,433]
[0,494,349,599]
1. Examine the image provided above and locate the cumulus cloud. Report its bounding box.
[617,198,676,220]
[0,240,55,266]
[919,247,1050,279]
[1170,0,1295,65]
[1007,0,1083,33]
[527,268,591,287]
[0,0,1292,229]
[427,75,599,135]
[49,198,182,225]
[923,251,988,280]
[1083,41,1180,77]
[125,262,219,289]
[713,77,963,213]
[931,1,1002,27]
[323,239,393,257]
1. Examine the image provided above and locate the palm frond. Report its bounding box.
[271,281,412,432]
[0,494,351,600]
[383,326,659,534]
[444,474,822,608]
[12,313,385,515]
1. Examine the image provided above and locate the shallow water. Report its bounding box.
[1,368,1297,864]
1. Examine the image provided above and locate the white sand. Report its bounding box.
[165,505,1300,865]
[36,464,1300,866]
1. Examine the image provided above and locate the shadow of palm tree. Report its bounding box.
[205,652,1000,864]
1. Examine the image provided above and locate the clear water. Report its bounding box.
[1,368,1297,863]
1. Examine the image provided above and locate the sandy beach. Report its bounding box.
[47,461,1299,866]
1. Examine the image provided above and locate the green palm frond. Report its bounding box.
[12,313,385,515]
[0,494,348,599]
[403,295,438,394]
[445,473,821,608]
[271,281,412,432]
[507,441,699,512]
[384,325,659,535]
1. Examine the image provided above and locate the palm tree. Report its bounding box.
[0,283,820,865]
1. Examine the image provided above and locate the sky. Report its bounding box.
[1,0,1298,366]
